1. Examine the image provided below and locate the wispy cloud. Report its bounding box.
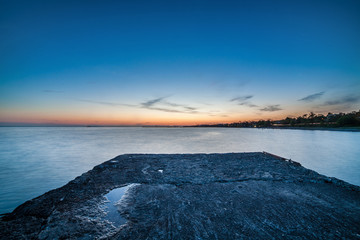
[141,97,198,114]
[260,105,282,112]
[230,95,253,102]
[298,91,325,102]
[230,95,257,107]
[324,95,360,106]
[162,101,197,111]
[77,96,201,114]
[147,107,190,113]
[238,102,258,108]
[141,97,167,108]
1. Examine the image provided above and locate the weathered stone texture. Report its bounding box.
[1,153,359,239]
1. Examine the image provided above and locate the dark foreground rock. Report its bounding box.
[1,152,359,239]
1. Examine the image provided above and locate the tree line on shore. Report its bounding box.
[196,110,360,128]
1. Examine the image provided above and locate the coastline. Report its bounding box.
[188,126,360,132]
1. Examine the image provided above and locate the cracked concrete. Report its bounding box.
[1,152,359,239]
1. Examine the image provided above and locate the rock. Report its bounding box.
[1,152,359,239]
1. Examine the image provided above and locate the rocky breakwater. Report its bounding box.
[1,152,359,239]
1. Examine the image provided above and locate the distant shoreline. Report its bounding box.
[189,126,360,132]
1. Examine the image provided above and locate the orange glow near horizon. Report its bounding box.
[0,109,312,126]
[1,94,358,126]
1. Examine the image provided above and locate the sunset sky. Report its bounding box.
[1,0,360,125]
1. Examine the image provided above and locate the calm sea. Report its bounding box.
[0,127,359,214]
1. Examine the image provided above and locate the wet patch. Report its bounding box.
[102,184,137,227]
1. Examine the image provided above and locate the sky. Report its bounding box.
[1,0,360,126]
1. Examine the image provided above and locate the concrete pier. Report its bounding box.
[1,152,359,239]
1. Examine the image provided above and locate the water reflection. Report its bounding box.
[103,184,138,226]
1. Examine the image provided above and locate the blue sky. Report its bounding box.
[1,0,359,125]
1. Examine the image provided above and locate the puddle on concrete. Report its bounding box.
[103,184,137,226]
